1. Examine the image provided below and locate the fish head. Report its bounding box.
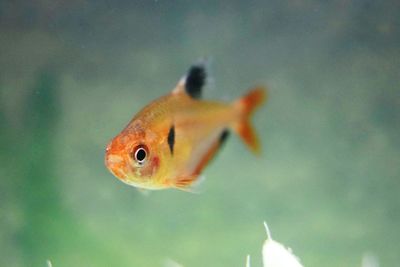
[105,120,162,189]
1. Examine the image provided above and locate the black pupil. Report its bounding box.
[135,148,146,162]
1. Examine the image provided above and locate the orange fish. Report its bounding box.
[105,63,266,191]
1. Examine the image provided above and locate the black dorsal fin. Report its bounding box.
[167,125,175,155]
[185,64,206,99]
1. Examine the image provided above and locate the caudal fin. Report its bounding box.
[234,86,267,154]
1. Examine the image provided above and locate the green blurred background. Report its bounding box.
[1,1,399,266]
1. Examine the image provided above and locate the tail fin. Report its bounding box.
[234,86,267,154]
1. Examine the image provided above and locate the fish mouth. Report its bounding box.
[106,154,123,165]
[104,153,128,181]
[105,152,166,190]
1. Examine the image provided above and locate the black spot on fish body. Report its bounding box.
[185,64,206,99]
[219,129,230,146]
[168,125,175,155]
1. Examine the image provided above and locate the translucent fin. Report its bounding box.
[137,188,151,196]
[173,129,228,193]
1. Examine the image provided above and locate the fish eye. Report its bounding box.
[132,145,148,164]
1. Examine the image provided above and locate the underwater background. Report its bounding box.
[1,1,399,266]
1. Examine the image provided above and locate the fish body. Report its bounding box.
[105,64,266,191]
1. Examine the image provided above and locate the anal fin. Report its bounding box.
[192,129,229,177]
[173,130,229,191]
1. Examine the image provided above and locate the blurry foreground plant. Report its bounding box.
[246,222,303,267]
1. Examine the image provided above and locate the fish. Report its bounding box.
[105,63,266,191]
